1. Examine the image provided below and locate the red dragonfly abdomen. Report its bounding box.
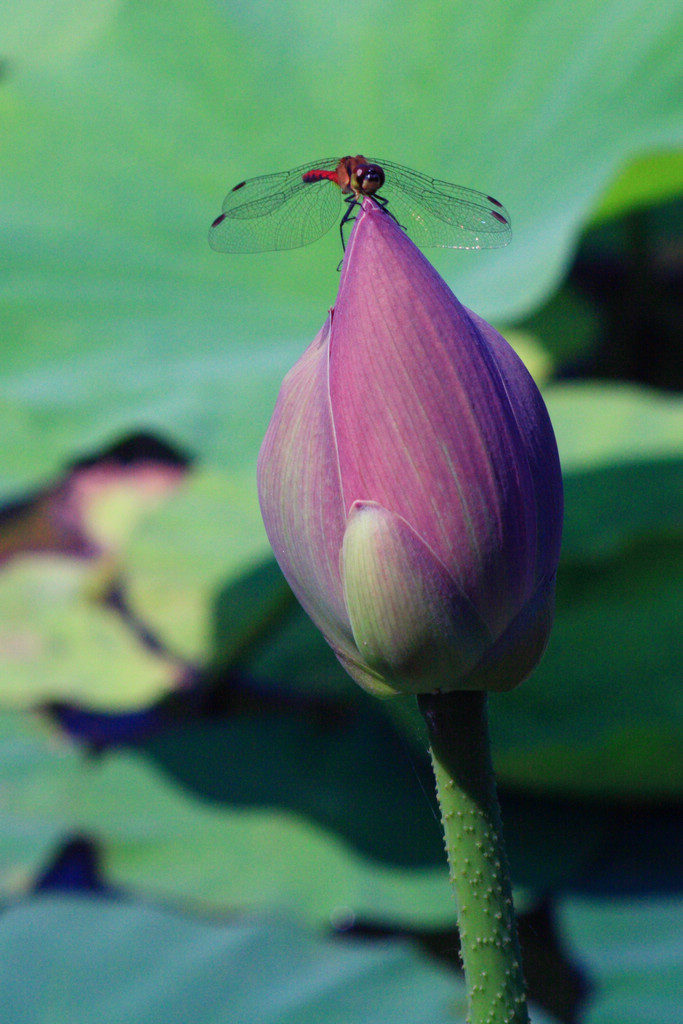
[302,169,341,186]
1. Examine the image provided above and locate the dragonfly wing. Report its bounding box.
[209,158,342,252]
[370,158,512,249]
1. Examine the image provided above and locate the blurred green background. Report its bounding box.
[1,1,682,1021]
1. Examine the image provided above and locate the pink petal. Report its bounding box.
[329,200,559,635]
[257,318,354,658]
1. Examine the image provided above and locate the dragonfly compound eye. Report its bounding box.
[357,164,385,195]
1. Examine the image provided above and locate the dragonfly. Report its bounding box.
[208,154,511,254]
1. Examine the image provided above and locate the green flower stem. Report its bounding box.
[418,690,529,1024]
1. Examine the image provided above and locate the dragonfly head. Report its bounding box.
[352,162,385,197]
[336,156,385,197]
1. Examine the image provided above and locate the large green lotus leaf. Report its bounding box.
[1,0,682,505]
[4,693,680,932]
[1,894,677,1024]
[141,711,682,897]
[141,712,448,870]
[547,383,683,558]
[513,284,603,372]
[489,533,683,796]
[547,383,683,473]
[559,895,683,1023]
[0,556,178,709]
[139,703,640,896]
[0,710,460,926]
[5,893,681,1024]
[472,385,683,796]
[0,703,595,924]
[593,149,683,222]
[124,467,267,660]
[0,896,489,1024]
[0,465,268,710]
[482,387,683,796]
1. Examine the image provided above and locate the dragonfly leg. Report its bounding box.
[373,194,406,232]
[336,195,404,270]
[339,196,361,251]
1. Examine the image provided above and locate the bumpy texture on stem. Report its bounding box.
[419,690,529,1024]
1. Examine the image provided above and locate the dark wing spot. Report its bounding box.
[232,181,247,192]
[487,196,504,208]
[211,213,226,227]
[491,211,509,225]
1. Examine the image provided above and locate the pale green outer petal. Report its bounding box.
[341,501,493,696]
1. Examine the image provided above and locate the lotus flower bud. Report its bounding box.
[258,200,563,697]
